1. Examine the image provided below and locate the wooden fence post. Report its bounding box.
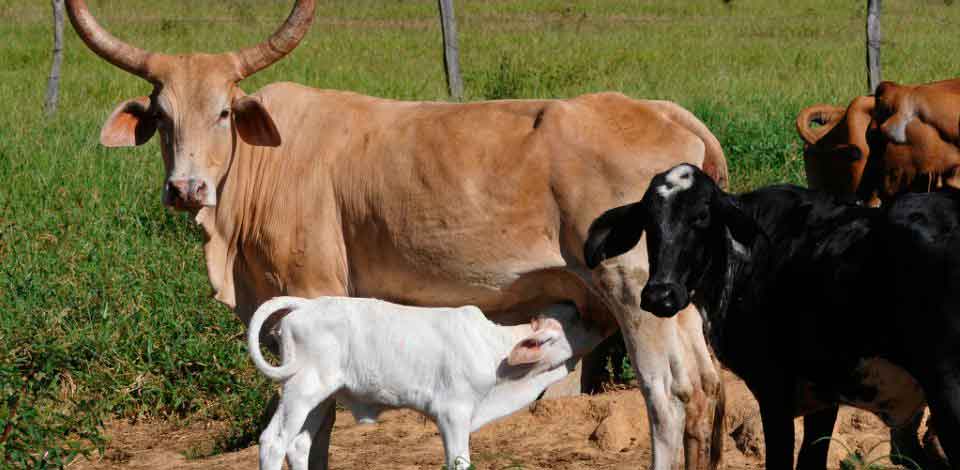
[437,0,463,100]
[45,0,64,116]
[866,0,882,93]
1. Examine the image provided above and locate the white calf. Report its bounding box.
[248,296,606,470]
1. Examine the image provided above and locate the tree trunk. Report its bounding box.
[437,0,464,100]
[866,0,882,93]
[45,0,64,116]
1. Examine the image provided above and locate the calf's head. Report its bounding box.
[507,303,605,372]
[584,164,760,317]
[66,0,314,210]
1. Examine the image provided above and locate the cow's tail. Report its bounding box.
[650,101,729,190]
[247,296,309,382]
[796,104,844,146]
[710,366,726,470]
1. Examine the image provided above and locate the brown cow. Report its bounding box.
[66,1,728,469]
[797,81,960,468]
[797,79,960,206]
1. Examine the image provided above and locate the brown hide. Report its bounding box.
[71,1,729,466]
[797,97,874,198]
[200,86,727,331]
[798,78,960,205]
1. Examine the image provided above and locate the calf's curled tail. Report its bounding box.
[247,296,308,382]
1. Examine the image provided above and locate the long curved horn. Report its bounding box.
[65,0,157,81]
[796,104,845,146]
[229,0,316,80]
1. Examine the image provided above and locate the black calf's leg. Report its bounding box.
[796,405,838,470]
[923,366,960,466]
[889,411,929,468]
[758,395,797,470]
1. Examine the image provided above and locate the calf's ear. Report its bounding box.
[233,96,281,147]
[584,202,645,269]
[713,194,761,249]
[507,330,559,366]
[100,96,157,147]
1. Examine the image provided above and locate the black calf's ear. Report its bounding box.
[584,202,645,269]
[713,195,761,249]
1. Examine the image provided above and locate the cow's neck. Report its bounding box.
[693,226,753,354]
[196,206,237,309]
[198,133,306,320]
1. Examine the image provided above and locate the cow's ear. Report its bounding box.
[100,96,157,147]
[507,329,559,366]
[583,202,645,269]
[233,96,281,147]
[713,194,761,249]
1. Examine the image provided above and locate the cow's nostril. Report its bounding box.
[167,180,191,202]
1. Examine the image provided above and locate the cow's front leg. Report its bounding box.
[754,381,797,470]
[678,308,724,470]
[594,262,721,470]
[796,405,838,470]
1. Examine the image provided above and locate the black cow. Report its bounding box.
[584,163,958,469]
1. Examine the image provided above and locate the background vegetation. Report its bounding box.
[2,0,959,466]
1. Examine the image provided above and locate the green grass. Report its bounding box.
[2,0,960,466]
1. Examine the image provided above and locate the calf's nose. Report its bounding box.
[641,282,688,318]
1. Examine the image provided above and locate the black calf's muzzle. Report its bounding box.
[640,282,689,317]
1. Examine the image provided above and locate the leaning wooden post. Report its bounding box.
[45,0,64,116]
[437,0,463,100]
[866,0,882,93]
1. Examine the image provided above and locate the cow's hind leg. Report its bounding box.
[287,399,336,470]
[920,364,960,466]
[272,375,339,470]
[796,405,838,470]
[259,399,288,470]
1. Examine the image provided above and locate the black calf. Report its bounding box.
[585,164,959,469]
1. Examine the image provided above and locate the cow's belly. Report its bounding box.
[836,357,926,427]
[347,234,566,319]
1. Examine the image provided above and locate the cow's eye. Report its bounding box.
[219,109,230,120]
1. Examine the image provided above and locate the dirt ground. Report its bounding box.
[70,371,926,470]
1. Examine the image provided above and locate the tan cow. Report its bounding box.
[797,79,960,206]
[66,1,728,469]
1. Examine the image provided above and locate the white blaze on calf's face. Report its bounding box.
[656,164,695,198]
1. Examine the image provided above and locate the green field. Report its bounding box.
[2,0,959,466]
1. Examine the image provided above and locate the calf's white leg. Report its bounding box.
[437,406,473,470]
[260,373,339,470]
[259,400,287,470]
[287,399,336,470]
